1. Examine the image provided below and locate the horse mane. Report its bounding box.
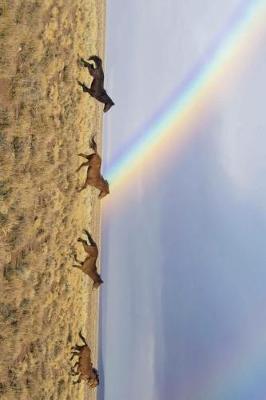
[89,135,97,153]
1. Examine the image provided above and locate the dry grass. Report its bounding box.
[0,0,105,399]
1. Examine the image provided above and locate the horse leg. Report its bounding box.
[73,375,82,384]
[80,58,91,68]
[72,264,83,271]
[79,82,94,96]
[81,84,95,97]
[77,238,87,246]
[77,239,92,256]
[80,57,96,73]
[70,366,79,376]
[74,254,83,264]
[71,344,83,351]
[78,153,91,160]
[77,81,94,96]
[70,350,80,355]
[76,161,90,173]
[70,352,79,361]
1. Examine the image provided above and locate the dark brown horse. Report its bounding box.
[70,331,99,388]
[73,229,103,289]
[78,55,114,112]
[76,136,110,198]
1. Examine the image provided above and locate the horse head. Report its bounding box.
[87,368,100,387]
[103,100,115,113]
[98,179,110,199]
[93,277,104,289]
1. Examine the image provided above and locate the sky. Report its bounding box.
[98,1,266,400]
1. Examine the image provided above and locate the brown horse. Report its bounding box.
[78,55,114,113]
[73,229,103,289]
[76,136,109,199]
[70,331,99,388]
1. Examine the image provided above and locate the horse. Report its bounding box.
[76,136,109,199]
[70,331,99,388]
[73,229,103,289]
[78,55,114,113]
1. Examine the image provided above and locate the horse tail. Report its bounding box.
[88,55,102,68]
[83,229,97,247]
[89,135,97,153]
[78,330,88,346]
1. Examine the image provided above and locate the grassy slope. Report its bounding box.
[0,1,105,399]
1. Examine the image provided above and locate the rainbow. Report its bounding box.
[104,0,266,192]
[101,1,266,397]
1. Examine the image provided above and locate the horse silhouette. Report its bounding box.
[76,136,109,198]
[78,55,114,112]
[70,330,99,388]
[73,229,103,289]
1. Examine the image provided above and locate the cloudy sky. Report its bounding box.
[98,1,266,399]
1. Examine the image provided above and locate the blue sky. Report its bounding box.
[99,1,266,400]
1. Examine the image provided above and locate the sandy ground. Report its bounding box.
[0,0,105,399]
